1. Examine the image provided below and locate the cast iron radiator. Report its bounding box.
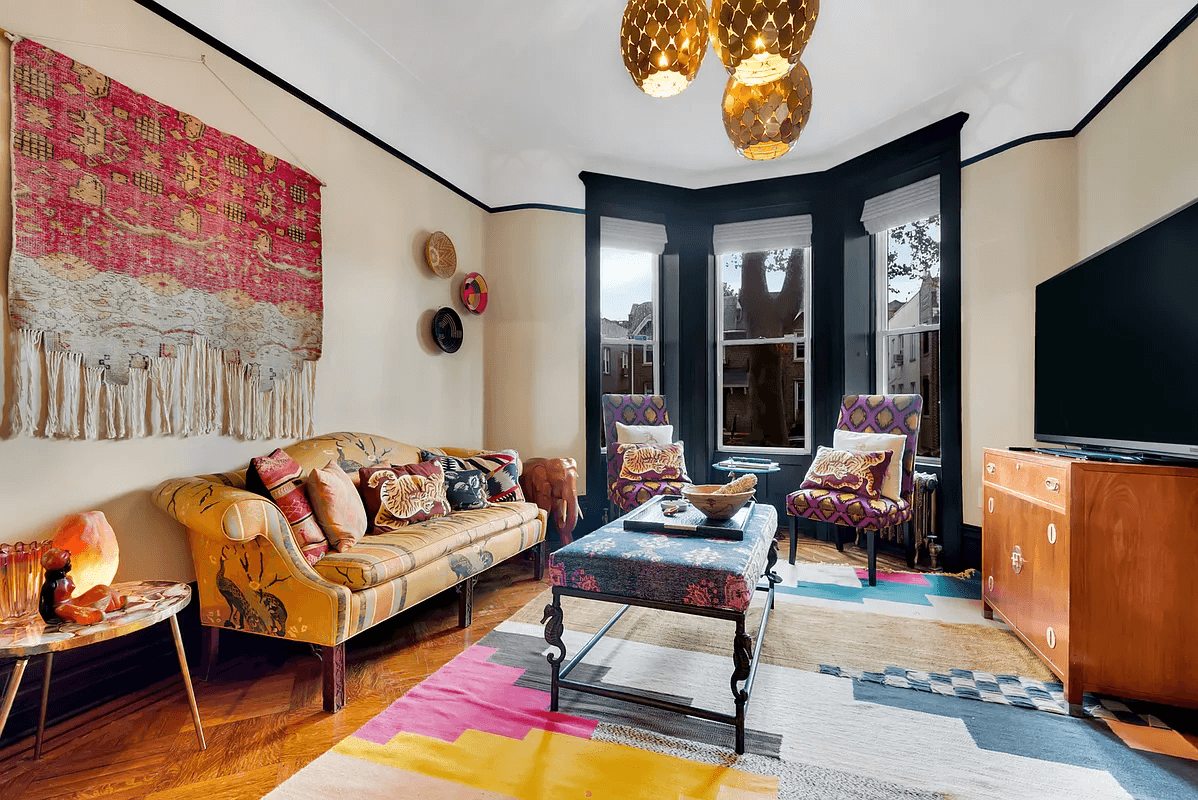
[912,472,941,569]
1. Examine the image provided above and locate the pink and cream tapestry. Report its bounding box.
[7,39,322,440]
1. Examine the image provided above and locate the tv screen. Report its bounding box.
[1035,198,1198,460]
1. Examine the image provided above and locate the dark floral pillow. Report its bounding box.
[444,468,489,511]
[800,446,893,500]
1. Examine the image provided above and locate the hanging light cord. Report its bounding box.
[5,30,325,185]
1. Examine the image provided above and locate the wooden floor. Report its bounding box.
[4,535,1189,798]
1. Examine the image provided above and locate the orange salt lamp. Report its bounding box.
[50,511,119,594]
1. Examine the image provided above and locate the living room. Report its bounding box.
[0,1,1196,798]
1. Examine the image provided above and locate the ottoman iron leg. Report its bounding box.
[731,617,752,755]
[542,591,566,713]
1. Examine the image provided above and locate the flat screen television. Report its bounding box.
[1035,197,1198,461]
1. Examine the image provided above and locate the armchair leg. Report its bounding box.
[321,643,345,713]
[198,626,219,682]
[905,521,916,569]
[866,530,877,587]
[835,525,845,552]
[788,516,797,565]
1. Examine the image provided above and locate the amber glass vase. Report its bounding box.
[0,540,51,623]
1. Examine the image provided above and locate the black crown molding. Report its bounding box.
[126,1,1198,211]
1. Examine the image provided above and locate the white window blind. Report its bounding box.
[600,217,668,255]
[712,215,812,255]
[860,176,941,235]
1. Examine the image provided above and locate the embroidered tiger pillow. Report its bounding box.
[615,441,690,482]
[800,446,893,499]
[358,462,450,533]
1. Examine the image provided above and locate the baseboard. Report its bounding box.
[0,581,202,752]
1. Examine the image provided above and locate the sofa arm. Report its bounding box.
[153,477,286,544]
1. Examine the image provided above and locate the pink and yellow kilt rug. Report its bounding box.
[266,571,1198,800]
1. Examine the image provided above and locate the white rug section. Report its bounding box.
[771,589,1009,628]
[775,562,865,588]
[496,620,1133,800]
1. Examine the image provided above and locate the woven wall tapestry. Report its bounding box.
[7,38,322,440]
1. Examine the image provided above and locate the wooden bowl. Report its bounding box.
[681,484,754,521]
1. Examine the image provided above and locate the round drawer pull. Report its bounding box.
[987,497,994,514]
[1047,523,1057,545]
[1045,477,1060,493]
[1046,627,1057,649]
[987,575,994,592]
[986,462,996,475]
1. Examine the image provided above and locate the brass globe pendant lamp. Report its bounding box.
[722,61,812,161]
[710,0,820,86]
[620,0,711,98]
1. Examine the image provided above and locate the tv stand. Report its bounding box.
[984,448,1198,710]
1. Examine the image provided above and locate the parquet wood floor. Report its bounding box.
[0,536,912,799]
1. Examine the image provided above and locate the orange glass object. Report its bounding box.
[50,511,119,594]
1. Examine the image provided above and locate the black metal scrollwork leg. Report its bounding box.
[765,539,780,608]
[541,593,566,712]
[731,617,752,754]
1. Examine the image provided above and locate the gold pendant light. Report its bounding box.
[722,61,812,160]
[620,0,710,98]
[710,0,819,86]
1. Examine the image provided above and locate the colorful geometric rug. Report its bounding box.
[268,575,1198,799]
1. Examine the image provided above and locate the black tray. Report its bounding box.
[622,495,752,540]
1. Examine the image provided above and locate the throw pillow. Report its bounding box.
[305,460,368,552]
[359,462,450,533]
[420,449,526,503]
[615,441,690,482]
[615,422,674,445]
[800,446,893,500]
[832,430,907,501]
[444,468,489,511]
[247,449,329,566]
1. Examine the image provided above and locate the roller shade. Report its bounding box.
[600,217,668,254]
[860,176,940,235]
[712,214,812,255]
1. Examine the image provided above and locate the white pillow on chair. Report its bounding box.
[832,430,907,502]
[615,422,674,445]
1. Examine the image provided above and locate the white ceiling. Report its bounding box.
[154,0,1194,209]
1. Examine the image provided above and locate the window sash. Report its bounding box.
[716,248,813,454]
[599,250,662,395]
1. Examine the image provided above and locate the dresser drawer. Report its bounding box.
[983,452,1068,510]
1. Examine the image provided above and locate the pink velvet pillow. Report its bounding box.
[305,461,368,552]
[247,449,328,566]
[800,446,894,500]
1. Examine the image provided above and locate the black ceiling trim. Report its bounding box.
[132,0,1197,209]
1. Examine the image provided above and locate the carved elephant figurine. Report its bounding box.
[520,457,582,545]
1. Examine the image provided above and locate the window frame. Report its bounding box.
[874,229,941,465]
[598,248,662,399]
[716,246,813,455]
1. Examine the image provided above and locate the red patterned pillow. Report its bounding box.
[359,462,451,533]
[800,446,893,499]
[615,441,690,482]
[247,449,329,566]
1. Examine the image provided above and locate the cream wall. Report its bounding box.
[0,1,489,581]
[960,19,1198,527]
[960,140,1079,526]
[482,209,587,492]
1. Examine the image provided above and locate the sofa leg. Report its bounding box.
[457,577,476,628]
[198,627,219,682]
[788,516,797,565]
[321,643,345,713]
[533,540,548,582]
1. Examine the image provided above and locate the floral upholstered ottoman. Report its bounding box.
[542,502,779,754]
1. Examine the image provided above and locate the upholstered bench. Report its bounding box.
[543,502,779,754]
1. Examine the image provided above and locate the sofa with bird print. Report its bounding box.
[153,431,547,712]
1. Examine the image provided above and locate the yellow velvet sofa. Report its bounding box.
[152,431,547,711]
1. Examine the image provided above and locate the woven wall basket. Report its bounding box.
[425,231,457,278]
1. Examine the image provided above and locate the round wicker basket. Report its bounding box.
[425,231,457,279]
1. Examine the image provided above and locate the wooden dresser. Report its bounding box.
[982,447,1198,709]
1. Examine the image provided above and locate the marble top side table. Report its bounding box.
[0,580,205,758]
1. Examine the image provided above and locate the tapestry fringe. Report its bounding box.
[8,331,316,441]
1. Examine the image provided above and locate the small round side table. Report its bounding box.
[0,581,205,758]
[712,459,782,496]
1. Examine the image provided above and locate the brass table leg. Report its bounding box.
[35,653,52,759]
[0,658,29,746]
[169,615,206,750]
